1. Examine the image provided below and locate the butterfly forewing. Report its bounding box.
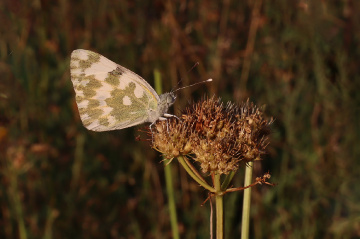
[70,49,160,131]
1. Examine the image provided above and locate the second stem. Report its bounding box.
[214,173,224,239]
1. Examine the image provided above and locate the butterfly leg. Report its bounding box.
[149,122,156,142]
[163,113,180,121]
[162,113,181,131]
[149,114,178,141]
[149,118,168,142]
[158,117,170,132]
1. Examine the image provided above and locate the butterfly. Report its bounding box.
[70,49,176,132]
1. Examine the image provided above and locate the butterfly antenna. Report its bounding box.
[171,62,200,92]
[189,62,200,72]
[173,79,212,93]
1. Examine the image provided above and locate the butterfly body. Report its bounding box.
[70,49,175,132]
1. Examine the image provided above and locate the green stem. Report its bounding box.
[214,173,224,239]
[164,159,180,239]
[221,170,236,190]
[182,156,207,184]
[154,69,179,239]
[241,162,253,239]
[177,156,215,193]
[6,164,27,239]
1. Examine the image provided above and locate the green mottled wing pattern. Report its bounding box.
[70,49,160,131]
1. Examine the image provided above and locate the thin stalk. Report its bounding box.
[154,69,179,239]
[177,156,215,193]
[214,173,224,239]
[182,156,207,184]
[6,163,27,239]
[164,159,180,239]
[241,162,253,239]
[221,170,236,190]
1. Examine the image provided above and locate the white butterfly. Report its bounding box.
[70,49,176,132]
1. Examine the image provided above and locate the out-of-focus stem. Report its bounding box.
[241,162,253,239]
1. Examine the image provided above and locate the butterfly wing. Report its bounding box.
[70,49,160,131]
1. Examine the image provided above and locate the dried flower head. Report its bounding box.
[151,96,272,175]
[152,120,192,158]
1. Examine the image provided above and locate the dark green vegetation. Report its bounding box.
[1,1,360,238]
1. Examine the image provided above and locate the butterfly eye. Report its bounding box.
[167,93,176,104]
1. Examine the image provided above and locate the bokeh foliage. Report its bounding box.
[1,0,360,238]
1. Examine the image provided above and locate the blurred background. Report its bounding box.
[1,0,360,238]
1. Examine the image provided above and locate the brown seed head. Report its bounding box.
[151,96,272,175]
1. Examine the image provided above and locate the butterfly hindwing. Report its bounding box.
[70,49,160,131]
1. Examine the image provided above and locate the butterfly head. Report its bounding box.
[146,92,176,124]
[159,92,176,108]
